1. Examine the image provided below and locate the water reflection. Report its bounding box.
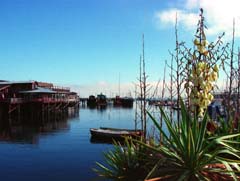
[0,108,79,144]
[90,136,115,145]
[0,103,171,181]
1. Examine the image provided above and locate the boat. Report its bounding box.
[113,95,122,106]
[113,96,134,108]
[87,95,96,107]
[121,97,134,107]
[96,93,107,107]
[90,127,143,140]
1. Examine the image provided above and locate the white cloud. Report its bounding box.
[155,0,240,39]
[200,0,240,38]
[155,9,198,30]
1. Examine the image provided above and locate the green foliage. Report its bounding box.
[93,138,156,180]
[94,8,240,181]
[141,99,240,180]
[214,116,240,151]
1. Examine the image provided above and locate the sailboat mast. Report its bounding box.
[118,72,120,96]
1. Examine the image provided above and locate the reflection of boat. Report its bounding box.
[90,127,143,140]
[96,93,107,107]
[87,95,96,107]
[90,136,116,144]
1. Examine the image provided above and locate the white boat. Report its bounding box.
[90,127,143,140]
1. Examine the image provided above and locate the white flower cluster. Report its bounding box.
[186,39,219,117]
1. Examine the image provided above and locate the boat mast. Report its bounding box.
[118,72,121,96]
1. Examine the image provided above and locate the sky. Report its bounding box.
[0,0,240,97]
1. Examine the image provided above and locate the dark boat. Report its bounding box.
[90,127,143,140]
[121,97,134,107]
[87,95,96,107]
[113,96,122,106]
[96,93,107,107]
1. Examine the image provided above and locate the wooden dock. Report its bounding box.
[0,80,79,125]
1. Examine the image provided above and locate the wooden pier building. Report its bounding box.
[0,80,79,125]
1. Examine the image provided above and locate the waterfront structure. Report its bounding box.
[0,80,79,124]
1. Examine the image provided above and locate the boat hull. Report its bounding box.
[90,127,143,141]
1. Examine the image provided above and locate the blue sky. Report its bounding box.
[0,0,239,97]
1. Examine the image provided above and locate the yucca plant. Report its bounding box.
[140,99,240,181]
[93,138,156,180]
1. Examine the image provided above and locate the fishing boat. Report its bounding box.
[90,127,143,140]
[87,95,96,107]
[121,97,134,107]
[113,95,122,106]
[96,93,107,107]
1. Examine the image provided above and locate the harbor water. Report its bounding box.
[0,105,141,181]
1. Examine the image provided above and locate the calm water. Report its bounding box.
[0,105,138,181]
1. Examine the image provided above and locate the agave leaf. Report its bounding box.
[180,98,188,126]
[188,129,196,167]
[231,163,240,172]
[95,162,115,176]
[222,139,240,144]
[221,160,238,181]
[202,147,240,167]
[147,110,184,155]
[145,160,162,180]
[196,111,208,153]
[178,170,191,181]
[216,140,240,153]
[134,138,183,163]
[195,172,210,181]
[217,133,240,141]
[158,107,185,153]
[147,111,170,143]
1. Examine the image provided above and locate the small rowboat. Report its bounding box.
[90,127,143,140]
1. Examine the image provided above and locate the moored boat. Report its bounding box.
[96,93,107,107]
[87,95,96,107]
[121,97,134,107]
[113,96,122,106]
[90,127,143,140]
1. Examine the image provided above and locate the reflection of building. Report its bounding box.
[0,80,79,124]
[0,117,72,144]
